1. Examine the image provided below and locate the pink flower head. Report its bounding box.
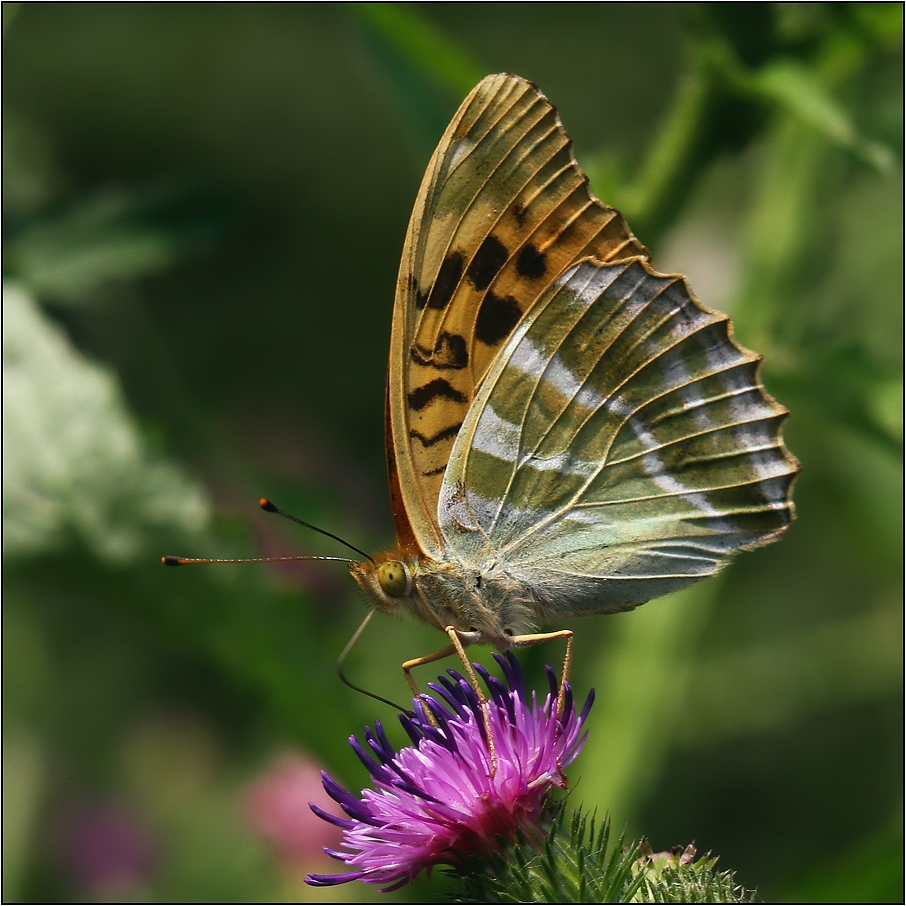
[56,799,157,892]
[307,653,594,892]
[243,750,343,866]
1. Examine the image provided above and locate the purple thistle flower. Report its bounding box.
[306,653,594,892]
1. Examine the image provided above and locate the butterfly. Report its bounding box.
[346,73,799,685]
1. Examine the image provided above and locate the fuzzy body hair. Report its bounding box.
[349,550,541,650]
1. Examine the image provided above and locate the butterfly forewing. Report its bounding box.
[389,74,648,557]
[439,258,798,614]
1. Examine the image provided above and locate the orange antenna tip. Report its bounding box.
[259,498,277,512]
[162,556,185,566]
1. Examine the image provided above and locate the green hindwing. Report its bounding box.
[439,258,798,614]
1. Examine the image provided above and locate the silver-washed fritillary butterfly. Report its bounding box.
[348,73,799,685]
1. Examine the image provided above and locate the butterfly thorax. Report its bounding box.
[349,551,538,650]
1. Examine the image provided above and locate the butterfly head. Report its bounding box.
[348,552,419,619]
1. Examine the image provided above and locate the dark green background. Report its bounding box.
[3,4,902,902]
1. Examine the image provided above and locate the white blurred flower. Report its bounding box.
[3,281,209,561]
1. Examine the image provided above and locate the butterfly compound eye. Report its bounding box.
[378,560,412,597]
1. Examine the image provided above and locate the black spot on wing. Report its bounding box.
[467,235,509,291]
[476,291,522,346]
[410,423,463,447]
[427,252,465,310]
[411,332,468,369]
[408,379,466,411]
[516,243,547,280]
[512,202,528,226]
[408,274,430,310]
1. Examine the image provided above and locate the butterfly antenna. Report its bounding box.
[162,555,355,566]
[259,498,375,564]
[337,610,409,713]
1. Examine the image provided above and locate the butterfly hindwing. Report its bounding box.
[388,74,648,557]
[439,258,799,614]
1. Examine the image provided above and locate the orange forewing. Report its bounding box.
[386,74,648,558]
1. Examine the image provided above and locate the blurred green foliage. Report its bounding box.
[3,3,901,902]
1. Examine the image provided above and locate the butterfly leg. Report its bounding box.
[509,629,574,718]
[401,628,498,775]
[444,626,499,776]
[401,642,458,700]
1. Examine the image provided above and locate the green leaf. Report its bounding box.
[748,59,895,172]
[352,2,484,99]
[3,184,226,305]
